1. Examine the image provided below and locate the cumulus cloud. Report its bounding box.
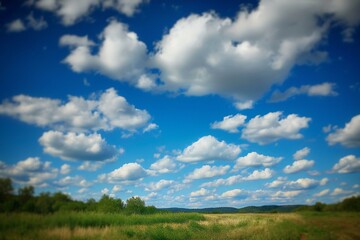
[149,155,179,174]
[331,188,352,196]
[285,178,321,190]
[234,100,254,110]
[78,161,104,172]
[151,1,360,101]
[39,131,118,161]
[107,162,148,182]
[6,19,26,32]
[283,159,315,174]
[59,35,95,47]
[30,0,147,25]
[266,177,287,188]
[0,88,153,133]
[145,179,174,192]
[272,190,303,199]
[326,114,360,148]
[55,175,92,188]
[314,189,330,197]
[243,168,274,181]
[221,189,246,199]
[241,112,311,145]
[0,157,57,187]
[234,152,282,170]
[211,114,247,133]
[201,175,243,188]
[6,13,48,33]
[62,20,148,84]
[270,82,337,102]
[190,188,210,197]
[186,165,230,180]
[293,147,310,160]
[177,135,241,162]
[60,164,71,174]
[332,155,360,173]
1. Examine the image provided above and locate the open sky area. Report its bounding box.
[0,0,360,208]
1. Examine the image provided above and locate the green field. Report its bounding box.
[0,211,359,240]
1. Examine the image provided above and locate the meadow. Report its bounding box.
[0,211,359,240]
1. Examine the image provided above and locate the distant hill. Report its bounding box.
[161,205,304,213]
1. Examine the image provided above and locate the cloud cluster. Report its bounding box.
[29,0,147,25]
[0,88,153,133]
[105,162,148,182]
[149,155,179,174]
[177,135,241,162]
[59,1,360,102]
[332,155,360,173]
[283,159,315,174]
[241,112,311,145]
[270,83,337,102]
[211,114,246,133]
[39,131,119,161]
[6,13,48,32]
[234,152,282,170]
[327,114,360,148]
[267,177,328,190]
[62,21,148,85]
[186,165,230,181]
[0,157,57,187]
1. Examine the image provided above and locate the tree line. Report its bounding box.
[296,196,360,212]
[0,178,158,214]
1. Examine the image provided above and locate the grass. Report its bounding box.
[0,211,359,240]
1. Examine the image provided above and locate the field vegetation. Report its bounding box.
[1,178,360,239]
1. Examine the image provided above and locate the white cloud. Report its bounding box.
[145,179,174,192]
[332,155,360,173]
[56,175,92,188]
[272,190,303,199]
[283,159,315,174]
[177,135,241,162]
[331,188,352,196]
[102,0,148,17]
[98,88,151,132]
[234,100,253,110]
[186,165,230,180]
[201,175,243,188]
[0,88,153,133]
[59,35,95,47]
[286,178,320,190]
[243,168,274,181]
[293,147,310,160]
[60,164,71,174]
[112,185,122,193]
[143,123,159,133]
[270,83,337,102]
[6,19,26,32]
[0,157,57,187]
[33,0,99,25]
[62,20,147,84]
[241,112,310,145]
[326,114,360,148]
[266,177,287,188]
[234,152,282,170]
[39,131,118,161]
[151,1,360,101]
[314,189,330,197]
[221,189,246,199]
[78,161,104,172]
[190,188,210,197]
[107,162,148,182]
[150,155,178,174]
[211,114,247,133]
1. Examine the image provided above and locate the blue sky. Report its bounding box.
[0,0,360,208]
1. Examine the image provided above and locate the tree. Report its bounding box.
[313,202,325,212]
[126,197,146,214]
[0,178,13,201]
[98,195,124,213]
